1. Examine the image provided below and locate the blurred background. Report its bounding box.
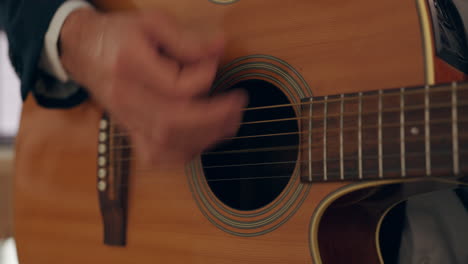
[0,30,22,264]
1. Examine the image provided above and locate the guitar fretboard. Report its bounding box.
[300,82,468,182]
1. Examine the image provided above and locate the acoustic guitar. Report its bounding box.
[14,0,468,263]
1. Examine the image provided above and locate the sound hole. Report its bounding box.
[201,79,299,211]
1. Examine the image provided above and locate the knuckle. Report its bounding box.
[112,47,130,76]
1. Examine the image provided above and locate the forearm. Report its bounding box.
[1,0,67,97]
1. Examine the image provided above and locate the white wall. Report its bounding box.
[0,32,20,264]
[0,31,22,137]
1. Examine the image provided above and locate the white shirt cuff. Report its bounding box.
[39,0,93,83]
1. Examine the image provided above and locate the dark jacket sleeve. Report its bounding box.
[0,0,88,108]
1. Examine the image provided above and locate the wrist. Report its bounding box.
[59,8,102,81]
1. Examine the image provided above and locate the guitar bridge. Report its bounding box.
[96,115,130,247]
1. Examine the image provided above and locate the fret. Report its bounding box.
[424,85,431,176]
[405,87,426,176]
[340,94,345,180]
[400,88,406,177]
[308,97,313,182]
[427,84,453,175]
[378,90,383,178]
[358,92,363,180]
[459,83,468,173]
[340,94,359,180]
[323,96,328,181]
[308,98,325,182]
[452,82,459,175]
[300,81,468,183]
[379,90,400,179]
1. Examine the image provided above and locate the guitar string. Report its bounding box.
[110,134,468,159]
[142,149,468,170]
[207,134,468,155]
[108,119,468,151]
[113,135,468,164]
[109,101,468,138]
[112,150,467,184]
[103,83,468,185]
[241,83,468,111]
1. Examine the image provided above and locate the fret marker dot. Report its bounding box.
[411,127,420,135]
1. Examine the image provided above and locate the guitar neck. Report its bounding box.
[300,81,468,182]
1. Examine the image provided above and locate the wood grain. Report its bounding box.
[93,0,426,97]
[13,0,467,263]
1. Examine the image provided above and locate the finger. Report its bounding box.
[173,56,220,98]
[136,49,220,99]
[122,35,180,92]
[131,90,246,165]
[171,90,248,152]
[140,12,225,63]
